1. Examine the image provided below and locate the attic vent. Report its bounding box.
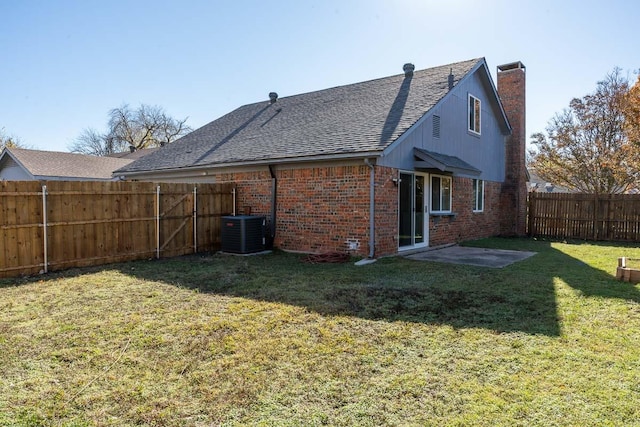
[433,115,441,138]
[269,92,278,103]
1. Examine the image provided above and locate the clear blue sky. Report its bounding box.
[1,0,637,153]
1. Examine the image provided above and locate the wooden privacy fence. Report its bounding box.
[528,192,640,241]
[1,180,236,278]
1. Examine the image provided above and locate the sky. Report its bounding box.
[1,0,638,153]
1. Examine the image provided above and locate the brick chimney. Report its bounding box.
[497,61,527,236]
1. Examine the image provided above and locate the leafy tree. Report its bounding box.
[0,127,24,150]
[624,74,640,146]
[70,104,191,156]
[529,69,640,194]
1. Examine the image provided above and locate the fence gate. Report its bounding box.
[0,181,235,278]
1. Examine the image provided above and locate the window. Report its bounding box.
[431,175,452,213]
[473,179,484,212]
[468,94,481,135]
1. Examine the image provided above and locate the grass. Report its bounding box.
[1,237,639,426]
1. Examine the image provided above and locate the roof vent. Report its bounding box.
[269,92,278,103]
[403,63,415,77]
[448,68,454,90]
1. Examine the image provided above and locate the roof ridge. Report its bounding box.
[9,147,101,157]
[249,57,483,105]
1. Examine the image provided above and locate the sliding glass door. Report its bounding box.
[398,172,427,249]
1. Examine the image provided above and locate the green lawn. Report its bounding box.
[1,238,639,426]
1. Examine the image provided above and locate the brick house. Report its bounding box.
[116,58,527,257]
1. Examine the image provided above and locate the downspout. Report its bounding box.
[268,165,277,249]
[364,158,375,258]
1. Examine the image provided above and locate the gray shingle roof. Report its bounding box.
[119,58,483,174]
[3,148,132,180]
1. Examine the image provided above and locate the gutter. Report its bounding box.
[114,150,385,179]
[364,158,375,259]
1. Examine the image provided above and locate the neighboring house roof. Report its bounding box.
[527,169,573,193]
[106,147,160,160]
[118,58,492,175]
[0,147,133,181]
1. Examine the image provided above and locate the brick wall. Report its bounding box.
[429,178,502,246]
[497,62,528,236]
[212,165,504,256]
[276,166,370,254]
[211,164,384,256]
[373,166,399,256]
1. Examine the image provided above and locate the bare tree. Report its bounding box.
[70,104,192,156]
[0,127,24,150]
[529,68,640,194]
[68,128,112,156]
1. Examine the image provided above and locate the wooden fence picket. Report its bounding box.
[0,181,235,278]
[528,192,640,242]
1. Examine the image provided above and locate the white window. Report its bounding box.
[468,94,481,135]
[431,175,452,213]
[473,179,484,212]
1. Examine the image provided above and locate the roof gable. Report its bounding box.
[120,58,485,174]
[0,148,35,180]
[1,148,132,180]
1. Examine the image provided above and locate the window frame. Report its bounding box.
[468,94,481,135]
[473,179,484,212]
[430,174,452,214]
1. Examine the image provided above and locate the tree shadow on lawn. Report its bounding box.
[464,238,640,304]
[113,239,639,337]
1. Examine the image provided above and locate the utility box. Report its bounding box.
[220,215,265,254]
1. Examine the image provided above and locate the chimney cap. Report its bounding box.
[269,92,278,103]
[403,63,415,76]
[497,61,526,72]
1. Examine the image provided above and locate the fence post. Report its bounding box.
[193,186,197,253]
[527,192,534,236]
[593,193,598,240]
[42,184,48,273]
[156,185,160,259]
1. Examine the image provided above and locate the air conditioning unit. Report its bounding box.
[220,215,266,254]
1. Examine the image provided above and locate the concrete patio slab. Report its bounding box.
[404,245,536,268]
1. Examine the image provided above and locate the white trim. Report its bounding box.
[397,170,429,251]
[473,178,484,212]
[468,93,481,136]
[430,174,452,214]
